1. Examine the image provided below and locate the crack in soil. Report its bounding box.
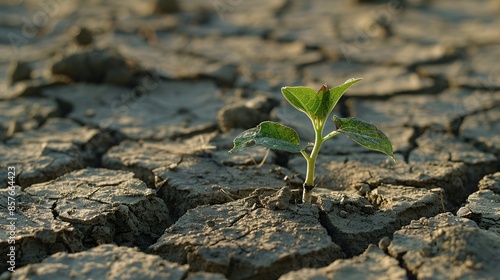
[397,252,418,280]
[50,200,59,219]
[228,212,249,227]
[318,209,352,257]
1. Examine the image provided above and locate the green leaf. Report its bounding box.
[324,78,362,118]
[281,78,362,121]
[333,116,395,160]
[281,86,321,118]
[229,121,303,153]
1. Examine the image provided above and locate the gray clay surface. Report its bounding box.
[458,173,500,234]
[12,244,188,280]
[7,118,112,165]
[23,168,172,249]
[318,185,441,256]
[43,81,223,141]
[0,186,84,272]
[409,130,497,191]
[304,61,434,97]
[0,98,60,140]
[0,1,498,279]
[149,187,344,280]
[1,167,174,272]
[388,213,500,279]
[0,142,83,188]
[461,107,500,158]
[279,244,407,280]
[103,133,293,218]
[51,48,141,86]
[478,172,500,194]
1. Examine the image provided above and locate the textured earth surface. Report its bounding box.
[0,0,499,279]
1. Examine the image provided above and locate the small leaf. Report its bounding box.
[324,78,362,118]
[229,121,303,153]
[282,79,362,121]
[333,116,395,160]
[281,86,321,118]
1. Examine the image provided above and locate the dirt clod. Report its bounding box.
[23,168,173,250]
[279,244,406,280]
[7,61,32,84]
[149,198,344,280]
[389,213,500,279]
[51,49,139,86]
[72,27,93,46]
[12,244,188,280]
[318,184,441,256]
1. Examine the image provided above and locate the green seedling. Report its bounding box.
[229,78,395,204]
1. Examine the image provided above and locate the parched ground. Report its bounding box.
[1,0,499,279]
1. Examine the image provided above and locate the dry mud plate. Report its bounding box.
[1,0,499,279]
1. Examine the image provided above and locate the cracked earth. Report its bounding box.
[0,0,499,279]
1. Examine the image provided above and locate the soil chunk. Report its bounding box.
[24,168,173,249]
[7,118,112,166]
[318,185,441,256]
[43,81,222,140]
[0,98,59,139]
[461,107,500,158]
[478,172,500,194]
[457,190,500,234]
[279,244,406,280]
[149,194,344,280]
[458,173,500,234]
[388,213,500,279]
[0,142,83,188]
[409,130,497,190]
[72,26,93,46]
[0,186,84,272]
[217,95,278,132]
[217,104,268,133]
[51,48,139,86]
[12,244,188,280]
